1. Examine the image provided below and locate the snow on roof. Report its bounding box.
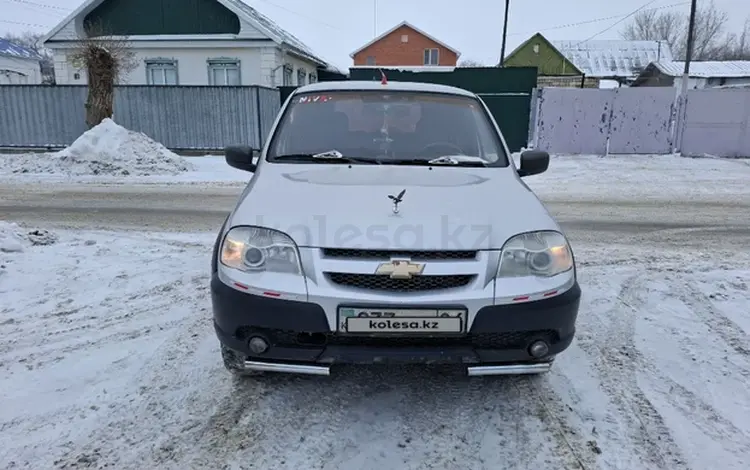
[551,40,672,78]
[652,60,750,78]
[225,0,326,66]
[0,38,42,60]
[40,0,329,68]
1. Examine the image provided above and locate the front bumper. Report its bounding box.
[211,274,581,374]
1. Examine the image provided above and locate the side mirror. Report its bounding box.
[225,145,259,172]
[518,150,549,177]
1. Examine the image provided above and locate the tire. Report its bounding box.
[220,344,263,377]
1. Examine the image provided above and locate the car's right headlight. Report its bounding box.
[220,226,302,275]
[497,231,573,278]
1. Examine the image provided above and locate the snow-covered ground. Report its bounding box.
[1,149,750,469]
[1,224,748,469]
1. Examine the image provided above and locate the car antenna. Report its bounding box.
[379,69,388,85]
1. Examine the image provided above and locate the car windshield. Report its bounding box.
[266,90,509,166]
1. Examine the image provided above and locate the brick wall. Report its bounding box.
[352,25,458,67]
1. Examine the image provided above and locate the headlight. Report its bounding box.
[220,226,302,274]
[497,231,573,278]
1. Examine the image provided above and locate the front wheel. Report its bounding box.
[220,344,264,377]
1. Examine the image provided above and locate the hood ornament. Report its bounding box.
[388,189,406,214]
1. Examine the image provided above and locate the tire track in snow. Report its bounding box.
[577,271,690,470]
[52,274,215,469]
[168,365,595,470]
[512,376,593,470]
[645,372,750,460]
[676,282,750,361]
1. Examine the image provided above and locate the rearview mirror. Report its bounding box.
[518,150,549,177]
[225,145,259,172]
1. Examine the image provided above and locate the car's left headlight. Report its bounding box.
[219,226,302,275]
[497,231,573,278]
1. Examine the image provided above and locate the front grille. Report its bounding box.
[321,248,477,261]
[326,273,475,292]
[239,328,559,349]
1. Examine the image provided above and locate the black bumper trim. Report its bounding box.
[211,273,581,365]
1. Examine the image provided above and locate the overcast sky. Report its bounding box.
[2,0,748,69]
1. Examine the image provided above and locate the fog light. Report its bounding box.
[528,340,549,358]
[248,336,269,354]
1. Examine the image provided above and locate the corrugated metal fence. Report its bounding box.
[0,85,280,150]
[530,87,750,157]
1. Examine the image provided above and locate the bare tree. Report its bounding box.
[717,18,750,60]
[621,0,734,60]
[458,59,485,67]
[68,20,136,128]
[2,31,55,84]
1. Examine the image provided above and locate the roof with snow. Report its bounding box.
[223,0,326,66]
[650,60,750,78]
[551,39,673,79]
[40,0,328,67]
[0,38,42,61]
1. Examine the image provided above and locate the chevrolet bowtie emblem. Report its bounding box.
[375,260,425,279]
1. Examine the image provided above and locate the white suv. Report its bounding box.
[210,80,581,377]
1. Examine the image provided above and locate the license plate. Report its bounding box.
[338,307,465,333]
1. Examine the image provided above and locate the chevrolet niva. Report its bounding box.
[210,80,581,377]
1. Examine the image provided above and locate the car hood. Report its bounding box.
[229,164,561,250]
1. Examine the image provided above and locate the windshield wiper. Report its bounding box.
[428,155,488,166]
[274,150,381,165]
[383,155,487,167]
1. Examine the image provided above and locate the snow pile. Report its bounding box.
[0,222,57,253]
[0,222,25,253]
[0,119,195,176]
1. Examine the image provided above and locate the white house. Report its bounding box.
[39,0,334,87]
[632,61,750,90]
[0,38,43,84]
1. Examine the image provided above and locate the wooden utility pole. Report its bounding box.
[499,0,510,66]
[675,0,698,153]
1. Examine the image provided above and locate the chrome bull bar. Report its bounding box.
[242,361,551,376]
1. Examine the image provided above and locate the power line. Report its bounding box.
[574,0,662,45]
[508,1,690,38]
[251,0,348,32]
[2,0,70,11]
[0,18,52,28]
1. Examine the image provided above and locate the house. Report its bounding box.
[38,0,335,87]
[349,21,461,69]
[502,32,672,87]
[631,61,750,90]
[0,38,43,84]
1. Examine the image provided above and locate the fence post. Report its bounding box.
[254,87,262,149]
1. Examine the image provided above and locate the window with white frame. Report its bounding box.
[423,48,439,66]
[366,56,376,65]
[283,65,293,86]
[145,60,178,85]
[208,59,241,85]
[297,69,306,86]
[309,73,317,83]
